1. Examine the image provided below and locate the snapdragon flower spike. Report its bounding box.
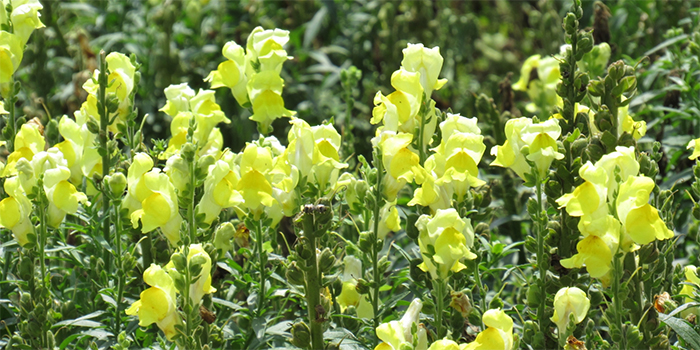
[0,0,45,46]
[0,31,23,84]
[336,256,373,318]
[462,309,515,350]
[161,85,230,159]
[0,176,33,246]
[165,244,217,305]
[82,52,136,133]
[416,208,477,280]
[550,287,591,336]
[1,122,45,177]
[125,264,182,341]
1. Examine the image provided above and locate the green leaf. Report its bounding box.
[659,312,700,349]
[53,311,106,328]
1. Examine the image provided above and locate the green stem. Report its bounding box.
[302,215,324,350]
[187,153,197,245]
[183,244,194,349]
[97,51,112,270]
[612,251,627,350]
[434,279,446,339]
[256,219,267,316]
[371,150,385,344]
[535,177,550,347]
[417,103,427,165]
[37,188,50,348]
[114,200,125,336]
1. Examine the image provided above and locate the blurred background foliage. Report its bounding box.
[11,0,700,242]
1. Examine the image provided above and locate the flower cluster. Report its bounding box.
[490,117,564,179]
[126,244,216,340]
[416,208,477,280]
[424,309,514,350]
[206,26,295,133]
[556,146,673,284]
[0,0,44,92]
[0,123,88,245]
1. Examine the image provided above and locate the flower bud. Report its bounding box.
[189,255,207,277]
[527,284,542,308]
[290,321,311,348]
[181,143,196,162]
[355,278,370,294]
[318,248,335,274]
[564,13,577,35]
[106,173,127,197]
[170,252,187,273]
[286,261,305,286]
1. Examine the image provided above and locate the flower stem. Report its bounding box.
[256,219,267,316]
[97,50,112,271]
[611,251,627,350]
[301,214,324,350]
[434,279,446,339]
[535,177,551,347]
[371,150,385,344]
[113,200,125,336]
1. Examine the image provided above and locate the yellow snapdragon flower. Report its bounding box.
[375,298,424,350]
[376,131,426,200]
[1,0,44,46]
[371,68,423,134]
[336,256,373,318]
[0,31,23,84]
[680,266,700,318]
[519,118,564,178]
[401,43,448,99]
[310,123,347,191]
[616,176,673,245]
[0,176,33,246]
[247,70,295,133]
[462,308,514,350]
[205,41,248,105]
[245,27,291,75]
[126,154,183,245]
[551,287,590,336]
[560,215,619,279]
[512,54,561,113]
[236,143,276,217]
[490,117,532,180]
[1,122,45,177]
[31,149,88,227]
[416,208,477,280]
[125,264,182,340]
[82,52,136,133]
[688,138,700,160]
[556,161,608,217]
[197,160,243,224]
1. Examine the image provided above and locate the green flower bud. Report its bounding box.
[286,261,305,286]
[181,143,196,162]
[318,248,335,274]
[291,321,311,349]
[355,278,370,294]
[527,284,542,308]
[564,13,577,35]
[106,173,127,197]
[171,252,187,273]
[189,255,207,276]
